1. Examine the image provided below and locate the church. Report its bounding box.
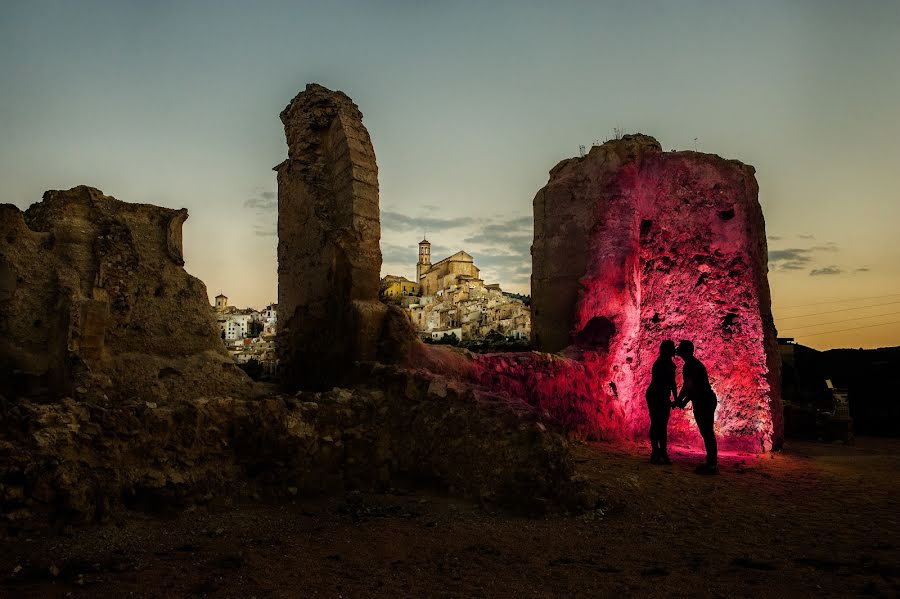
[415,238,483,296]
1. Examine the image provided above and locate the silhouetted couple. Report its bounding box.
[645,339,718,475]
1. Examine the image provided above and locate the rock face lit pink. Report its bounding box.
[526,135,782,451]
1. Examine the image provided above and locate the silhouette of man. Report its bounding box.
[675,340,719,474]
[645,340,678,464]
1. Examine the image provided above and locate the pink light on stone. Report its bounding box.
[520,135,780,452]
[407,136,781,453]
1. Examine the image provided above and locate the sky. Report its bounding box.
[1,0,899,350]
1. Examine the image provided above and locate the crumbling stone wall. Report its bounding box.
[276,83,392,390]
[0,186,250,401]
[530,135,782,451]
[0,365,591,533]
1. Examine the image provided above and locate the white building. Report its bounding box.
[217,313,252,340]
[431,328,463,341]
[263,303,277,326]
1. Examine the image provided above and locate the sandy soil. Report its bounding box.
[1,438,897,598]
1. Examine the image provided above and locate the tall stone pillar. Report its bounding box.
[531,135,782,451]
[276,84,387,390]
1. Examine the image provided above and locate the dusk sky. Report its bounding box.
[2,1,898,350]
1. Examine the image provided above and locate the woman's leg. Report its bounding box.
[648,402,659,456]
[659,406,670,458]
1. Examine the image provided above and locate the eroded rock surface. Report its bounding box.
[530,135,782,451]
[0,186,250,402]
[276,84,390,390]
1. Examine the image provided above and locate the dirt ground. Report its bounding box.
[1,437,897,598]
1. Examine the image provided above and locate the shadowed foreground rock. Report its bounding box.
[0,366,592,533]
[0,186,251,402]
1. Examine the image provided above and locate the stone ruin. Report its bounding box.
[0,186,251,402]
[0,88,589,533]
[528,135,782,451]
[276,84,411,390]
[0,84,782,534]
[408,136,782,453]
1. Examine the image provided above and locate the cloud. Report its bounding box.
[767,235,782,241]
[768,241,842,273]
[463,232,532,247]
[381,211,476,232]
[244,190,277,236]
[381,242,416,265]
[253,224,276,237]
[464,216,532,245]
[244,193,276,213]
[809,265,842,276]
[798,233,815,239]
[855,267,871,273]
[473,250,531,268]
[484,215,533,230]
[461,215,534,289]
[768,249,810,262]
[768,248,814,271]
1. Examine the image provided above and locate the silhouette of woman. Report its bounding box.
[645,340,678,464]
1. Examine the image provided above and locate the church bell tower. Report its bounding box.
[417,237,431,284]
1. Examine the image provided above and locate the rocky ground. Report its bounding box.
[0,438,897,598]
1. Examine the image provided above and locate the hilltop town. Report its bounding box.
[212,294,278,377]
[380,238,531,345]
[212,236,531,375]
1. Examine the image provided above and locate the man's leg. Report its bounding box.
[695,404,717,467]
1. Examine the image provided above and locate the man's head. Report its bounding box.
[676,339,695,358]
[659,339,676,357]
